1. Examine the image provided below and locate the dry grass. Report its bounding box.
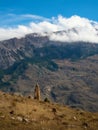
[0,91,98,130]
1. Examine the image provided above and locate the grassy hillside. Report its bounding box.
[0,91,98,130]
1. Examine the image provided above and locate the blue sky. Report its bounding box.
[0,0,98,42]
[0,0,98,21]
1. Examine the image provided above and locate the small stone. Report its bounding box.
[10,110,14,115]
[73,116,77,120]
[82,122,88,129]
[0,115,5,119]
[52,108,57,113]
[31,118,37,122]
[16,116,23,122]
[23,118,29,123]
[11,117,15,120]
[28,95,33,99]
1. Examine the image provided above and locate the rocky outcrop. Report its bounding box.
[34,83,41,100]
[0,34,49,69]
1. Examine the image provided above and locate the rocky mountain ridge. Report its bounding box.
[0,34,49,69]
[0,32,98,69]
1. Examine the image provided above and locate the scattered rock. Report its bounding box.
[31,118,37,122]
[28,95,33,99]
[22,118,29,123]
[33,108,37,112]
[52,108,57,112]
[73,116,77,120]
[52,108,57,115]
[14,93,23,97]
[62,122,69,126]
[16,116,23,122]
[11,116,15,120]
[9,110,14,115]
[16,116,30,123]
[0,115,5,119]
[82,122,88,129]
[44,97,50,103]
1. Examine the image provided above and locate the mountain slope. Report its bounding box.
[0,33,98,112]
[0,91,98,130]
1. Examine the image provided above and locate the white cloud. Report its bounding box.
[21,14,50,21]
[0,14,98,43]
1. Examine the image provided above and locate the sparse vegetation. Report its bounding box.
[44,97,50,103]
[0,91,98,130]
